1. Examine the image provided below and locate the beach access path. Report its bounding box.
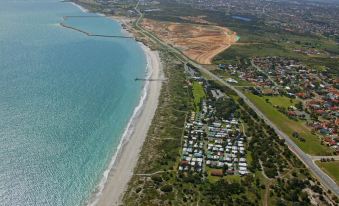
[92,45,163,206]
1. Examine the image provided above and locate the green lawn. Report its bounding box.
[246,151,253,165]
[192,81,205,111]
[206,167,242,183]
[224,175,241,183]
[245,92,330,155]
[316,161,339,185]
[214,43,300,65]
[263,95,299,108]
[205,167,222,183]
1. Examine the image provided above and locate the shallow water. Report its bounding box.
[0,0,146,205]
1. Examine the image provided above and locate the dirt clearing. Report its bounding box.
[141,18,238,64]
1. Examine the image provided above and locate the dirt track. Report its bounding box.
[141,19,238,64]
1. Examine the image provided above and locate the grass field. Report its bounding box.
[245,92,330,155]
[316,161,339,185]
[192,81,206,111]
[263,96,299,108]
[206,167,242,183]
[214,43,296,65]
[211,16,338,72]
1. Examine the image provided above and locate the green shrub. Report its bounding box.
[151,175,163,183]
[160,184,173,193]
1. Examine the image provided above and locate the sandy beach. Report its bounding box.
[62,3,163,205]
[89,44,163,206]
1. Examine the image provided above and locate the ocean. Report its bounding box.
[0,0,147,205]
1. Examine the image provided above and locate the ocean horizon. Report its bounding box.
[0,0,147,205]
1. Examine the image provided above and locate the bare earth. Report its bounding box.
[179,16,212,25]
[90,45,163,206]
[141,18,238,64]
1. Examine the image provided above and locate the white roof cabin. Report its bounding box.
[239,170,247,175]
[231,119,238,124]
[239,158,246,162]
[213,122,222,127]
[239,166,247,171]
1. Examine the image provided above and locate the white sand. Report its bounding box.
[63,4,163,204]
[90,44,163,206]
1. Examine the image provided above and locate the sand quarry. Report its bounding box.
[141,18,238,64]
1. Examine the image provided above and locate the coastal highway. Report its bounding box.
[133,2,339,196]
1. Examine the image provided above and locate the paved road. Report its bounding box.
[250,60,279,87]
[134,2,339,196]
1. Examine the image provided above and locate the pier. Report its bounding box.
[63,15,102,19]
[134,78,167,81]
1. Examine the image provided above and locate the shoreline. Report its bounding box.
[69,2,88,13]
[63,2,163,205]
[88,44,163,206]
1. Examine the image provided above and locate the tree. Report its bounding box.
[295,101,303,110]
[214,98,237,119]
[160,184,173,192]
[292,132,299,138]
[310,113,318,121]
[222,164,228,173]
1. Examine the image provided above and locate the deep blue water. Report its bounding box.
[0,0,146,205]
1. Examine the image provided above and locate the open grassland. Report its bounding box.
[214,43,294,65]
[205,167,242,183]
[192,81,205,111]
[245,92,330,155]
[316,161,339,185]
[264,96,300,108]
[213,23,338,71]
[141,18,238,64]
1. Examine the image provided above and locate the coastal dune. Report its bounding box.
[90,45,163,206]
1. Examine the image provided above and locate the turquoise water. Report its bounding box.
[63,16,124,36]
[0,0,146,205]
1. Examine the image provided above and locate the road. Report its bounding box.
[250,60,279,87]
[133,1,339,196]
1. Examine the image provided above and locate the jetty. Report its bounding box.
[63,15,101,19]
[135,78,167,81]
